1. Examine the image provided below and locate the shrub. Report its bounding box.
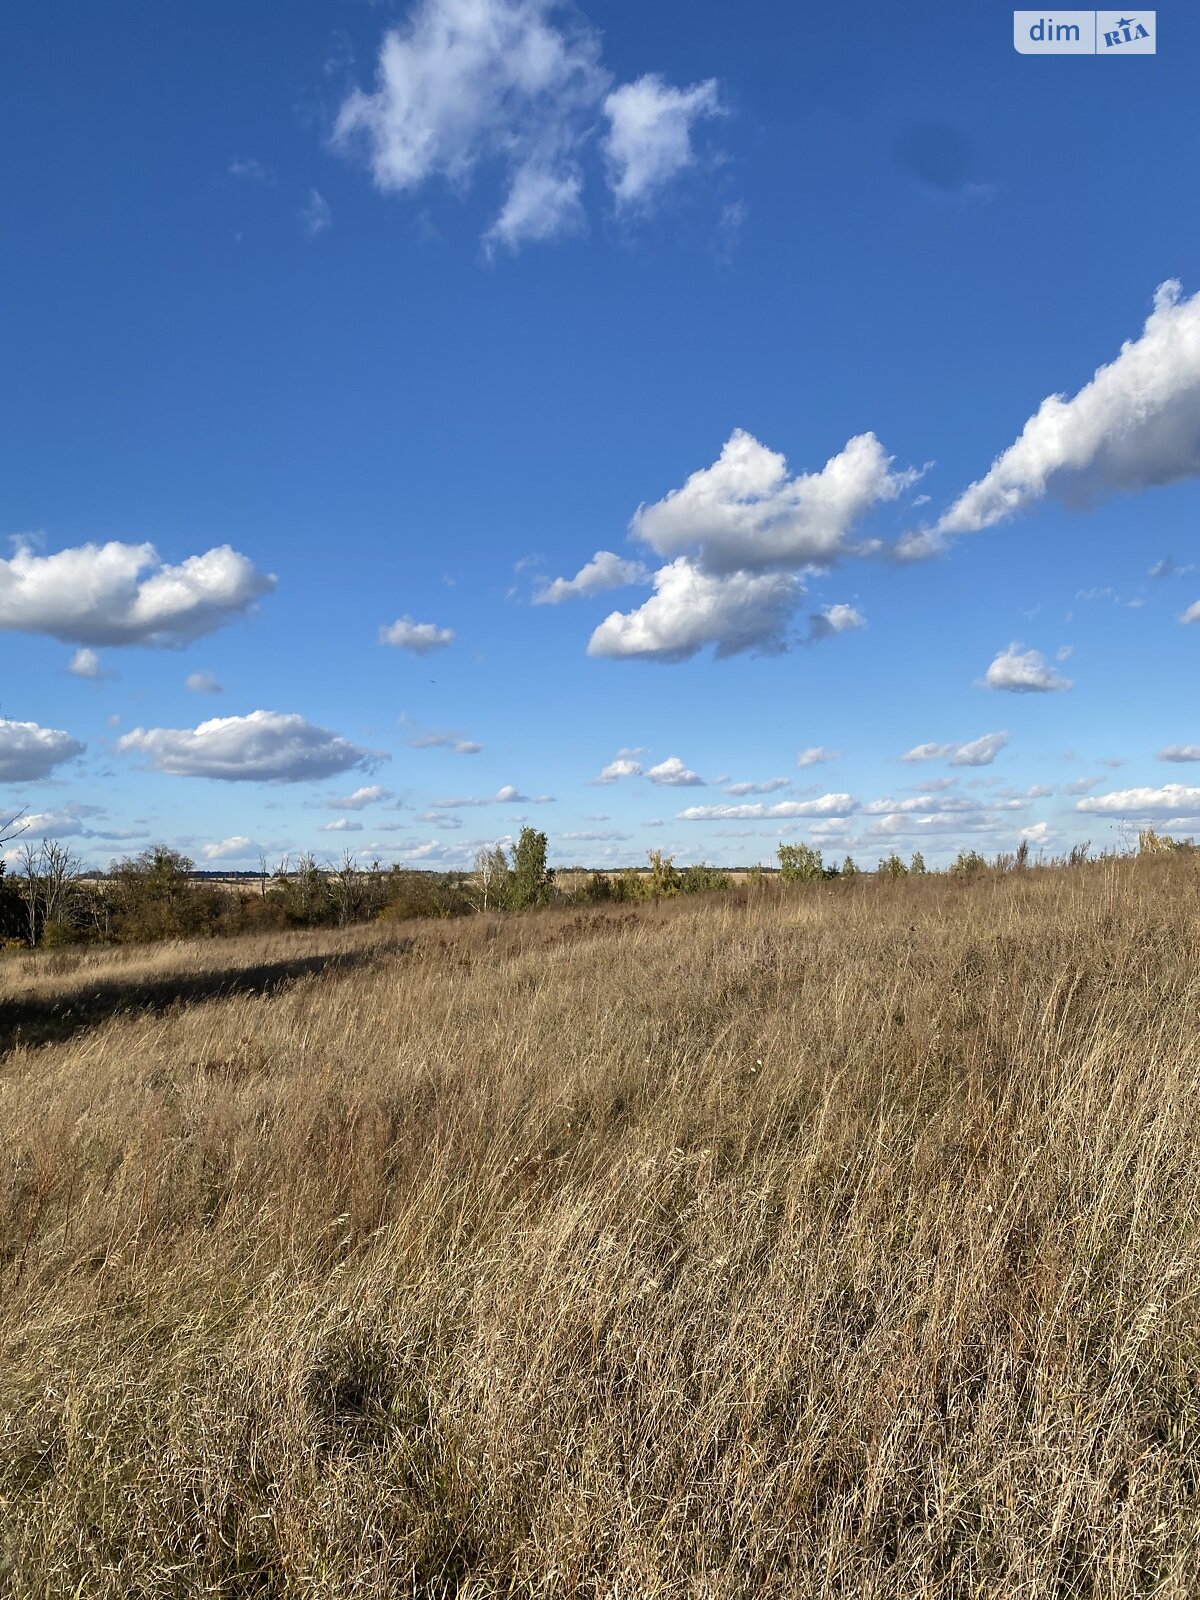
[680,863,733,895]
[877,853,908,880]
[841,856,861,879]
[910,851,927,875]
[777,843,823,883]
[950,849,988,880]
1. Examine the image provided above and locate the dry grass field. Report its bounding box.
[3,860,1200,1597]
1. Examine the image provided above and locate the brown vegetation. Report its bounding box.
[2,859,1200,1596]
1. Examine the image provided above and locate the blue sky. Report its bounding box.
[4,0,1200,871]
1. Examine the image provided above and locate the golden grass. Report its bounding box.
[3,863,1200,1596]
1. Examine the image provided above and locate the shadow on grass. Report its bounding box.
[0,948,382,1054]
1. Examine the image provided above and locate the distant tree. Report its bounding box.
[1014,839,1031,871]
[645,849,682,899]
[470,844,511,911]
[841,856,861,879]
[949,848,988,880]
[508,828,553,910]
[910,851,927,875]
[777,842,823,883]
[680,862,733,895]
[877,853,909,880]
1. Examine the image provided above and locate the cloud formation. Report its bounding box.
[807,602,865,643]
[1077,784,1200,818]
[185,671,223,694]
[0,540,274,647]
[797,746,838,767]
[984,644,1072,694]
[632,430,916,575]
[603,74,722,208]
[646,755,703,787]
[588,558,800,662]
[1159,746,1200,763]
[592,749,645,783]
[902,731,1009,767]
[936,281,1200,535]
[116,711,376,783]
[380,616,455,653]
[677,793,858,822]
[329,785,392,809]
[0,719,85,782]
[533,550,648,604]
[334,0,724,251]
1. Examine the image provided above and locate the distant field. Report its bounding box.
[3,861,1200,1596]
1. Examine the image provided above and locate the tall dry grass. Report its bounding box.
[2,862,1200,1596]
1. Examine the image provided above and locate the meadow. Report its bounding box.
[2,857,1200,1597]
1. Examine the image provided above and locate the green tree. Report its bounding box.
[841,855,861,879]
[877,853,908,880]
[777,842,824,883]
[910,851,927,875]
[646,849,682,899]
[508,827,553,910]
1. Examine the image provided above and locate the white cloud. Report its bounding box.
[984,644,1072,694]
[936,281,1200,535]
[380,616,455,653]
[1077,784,1200,818]
[1020,821,1053,845]
[116,710,376,783]
[902,731,1009,767]
[432,783,553,807]
[185,670,223,694]
[724,777,789,795]
[320,817,363,832]
[408,728,482,752]
[1160,745,1200,762]
[632,429,917,575]
[677,793,858,822]
[588,557,800,661]
[533,550,648,604]
[229,157,272,183]
[603,74,721,208]
[0,539,275,647]
[646,755,704,787]
[807,602,865,642]
[334,0,723,251]
[201,836,259,862]
[864,793,977,816]
[592,749,644,783]
[0,719,85,782]
[485,161,584,252]
[1181,600,1200,625]
[797,746,838,767]
[302,188,332,236]
[67,647,104,679]
[329,784,391,809]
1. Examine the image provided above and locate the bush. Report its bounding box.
[680,863,733,895]
[877,853,908,880]
[777,843,823,884]
[950,849,988,880]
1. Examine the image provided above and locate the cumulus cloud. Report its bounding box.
[116,710,377,783]
[935,281,1200,535]
[797,746,838,767]
[603,74,722,207]
[588,558,800,662]
[10,804,140,842]
[984,644,1072,694]
[432,783,554,807]
[334,0,723,251]
[902,731,1009,767]
[328,785,392,809]
[380,616,455,653]
[724,777,789,795]
[677,794,858,822]
[0,539,274,647]
[0,719,85,782]
[185,671,223,694]
[592,749,645,783]
[320,817,363,832]
[646,755,704,787]
[632,430,917,575]
[1159,745,1200,762]
[1077,784,1200,818]
[533,550,648,604]
[1181,600,1200,625]
[806,602,865,643]
[201,836,259,862]
[67,647,104,679]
